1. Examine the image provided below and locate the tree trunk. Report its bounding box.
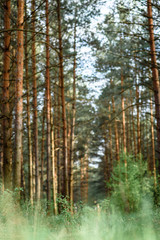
[57,0,68,197]
[108,105,113,171]
[150,94,157,188]
[40,102,45,199]
[130,91,137,158]
[14,0,24,195]
[3,0,12,190]
[121,73,126,154]
[112,96,120,163]
[45,0,51,207]
[136,85,141,155]
[70,12,77,211]
[147,0,160,173]
[51,109,58,215]
[25,1,33,204]
[31,0,40,201]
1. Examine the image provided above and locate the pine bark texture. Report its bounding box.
[147,0,160,172]
[25,2,33,204]
[3,0,12,190]
[14,0,24,192]
[57,0,69,197]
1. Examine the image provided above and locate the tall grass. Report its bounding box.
[0,191,160,240]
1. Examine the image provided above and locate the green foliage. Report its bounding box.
[109,154,154,212]
[0,190,160,239]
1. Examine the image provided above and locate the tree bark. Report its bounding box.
[150,94,157,188]
[25,1,33,204]
[14,0,24,195]
[45,0,51,207]
[70,12,77,211]
[3,0,12,190]
[51,109,58,215]
[57,0,68,197]
[147,0,160,173]
[112,96,120,163]
[136,85,141,155]
[31,0,40,201]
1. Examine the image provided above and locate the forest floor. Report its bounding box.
[1,192,160,240]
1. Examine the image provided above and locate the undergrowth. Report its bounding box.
[0,191,160,240]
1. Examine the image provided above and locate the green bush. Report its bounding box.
[109,153,154,212]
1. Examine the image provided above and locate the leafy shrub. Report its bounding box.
[109,153,154,212]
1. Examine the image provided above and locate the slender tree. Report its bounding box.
[57,0,69,197]
[3,0,12,190]
[14,0,24,194]
[147,0,160,172]
[31,0,40,200]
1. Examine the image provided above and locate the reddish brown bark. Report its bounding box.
[121,73,126,155]
[147,0,160,172]
[45,0,51,206]
[57,0,68,197]
[14,0,24,193]
[40,103,45,199]
[3,0,12,190]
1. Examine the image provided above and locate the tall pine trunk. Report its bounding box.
[31,0,40,200]
[57,0,68,197]
[3,0,12,190]
[45,0,51,207]
[70,12,77,211]
[14,0,24,195]
[147,0,160,173]
[25,1,33,204]
[150,94,157,187]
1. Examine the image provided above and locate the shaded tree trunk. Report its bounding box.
[31,0,40,200]
[150,94,157,188]
[57,0,68,197]
[70,12,77,211]
[3,0,12,190]
[25,1,33,204]
[136,85,141,155]
[147,0,160,173]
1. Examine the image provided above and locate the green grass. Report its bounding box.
[0,192,160,240]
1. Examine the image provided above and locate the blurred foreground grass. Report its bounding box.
[0,191,160,240]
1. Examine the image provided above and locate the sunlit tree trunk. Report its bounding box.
[14,0,24,195]
[40,102,45,199]
[3,0,12,190]
[121,73,126,155]
[45,0,51,207]
[51,109,58,215]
